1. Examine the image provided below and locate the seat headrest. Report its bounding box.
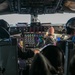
[0,27,10,39]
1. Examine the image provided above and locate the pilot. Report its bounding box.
[57,17,75,52]
[65,17,75,40]
[44,26,56,45]
[0,19,34,59]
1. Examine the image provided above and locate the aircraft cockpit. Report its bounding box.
[0,0,75,75]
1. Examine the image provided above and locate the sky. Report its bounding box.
[0,13,75,25]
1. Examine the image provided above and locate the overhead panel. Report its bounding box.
[1,0,73,14]
[19,0,64,14]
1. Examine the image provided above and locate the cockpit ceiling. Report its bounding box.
[64,0,75,12]
[0,0,75,15]
[0,1,8,11]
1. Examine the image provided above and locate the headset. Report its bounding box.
[0,19,10,31]
[65,17,75,34]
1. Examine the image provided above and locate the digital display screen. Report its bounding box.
[16,23,28,27]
